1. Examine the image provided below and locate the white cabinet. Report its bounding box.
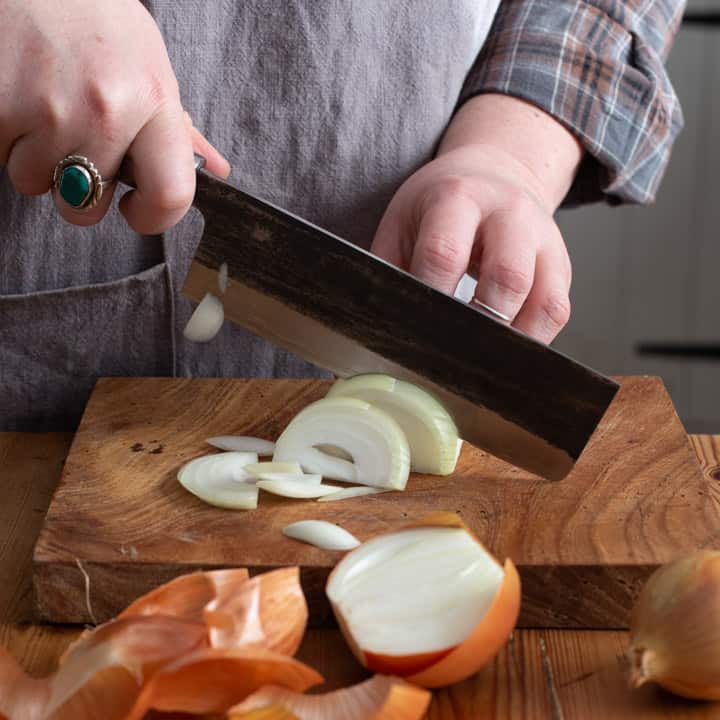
[553,14,719,432]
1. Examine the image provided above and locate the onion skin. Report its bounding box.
[628,551,720,700]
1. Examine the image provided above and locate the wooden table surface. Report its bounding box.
[2,432,720,719]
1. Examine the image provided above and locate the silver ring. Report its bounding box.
[471,299,511,323]
[52,155,112,211]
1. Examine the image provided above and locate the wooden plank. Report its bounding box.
[0,432,717,717]
[32,376,718,627]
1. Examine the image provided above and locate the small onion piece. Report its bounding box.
[207,436,276,455]
[273,398,410,490]
[255,473,323,485]
[245,462,302,478]
[228,674,431,720]
[326,513,520,687]
[293,447,357,484]
[183,292,224,343]
[282,521,360,551]
[327,374,462,475]
[178,453,259,509]
[256,480,341,499]
[218,262,229,294]
[317,486,389,503]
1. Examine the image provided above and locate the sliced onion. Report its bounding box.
[183,292,224,343]
[218,262,229,294]
[294,447,357,483]
[326,513,520,687]
[228,674,431,719]
[178,452,259,509]
[207,436,276,455]
[244,462,302,477]
[317,486,389,503]
[256,480,341,499]
[327,374,462,475]
[282,521,360,551]
[255,473,322,485]
[273,398,410,490]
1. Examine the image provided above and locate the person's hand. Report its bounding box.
[0,0,229,233]
[371,94,583,344]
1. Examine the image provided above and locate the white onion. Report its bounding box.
[206,436,275,455]
[177,452,259,509]
[294,447,357,483]
[327,374,462,475]
[283,520,360,550]
[183,292,224,343]
[256,479,342,499]
[317,486,389,502]
[244,461,302,477]
[273,397,410,490]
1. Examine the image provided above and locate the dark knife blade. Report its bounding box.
[182,169,619,480]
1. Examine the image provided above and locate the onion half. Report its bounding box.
[273,398,410,490]
[327,374,461,475]
[326,513,520,687]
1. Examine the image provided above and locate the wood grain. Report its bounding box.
[2,432,720,717]
[184,169,618,480]
[32,376,719,627]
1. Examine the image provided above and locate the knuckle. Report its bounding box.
[540,294,571,329]
[419,233,464,277]
[429,176,477,206]
[37,95,69,131]
[488,262,532,298]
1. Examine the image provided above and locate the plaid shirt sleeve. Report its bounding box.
[460,0,686,205]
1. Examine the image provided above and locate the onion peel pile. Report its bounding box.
[228,675,432,719]
[0,567,321,720]
[326,512,520,688]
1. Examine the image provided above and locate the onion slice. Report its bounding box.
[283,521,360,551]
[183,292,225,343]
[293,447,357,483]
[218,262,229,294]
[317,486,389,503]
[228,674,431,719]
[178,453,259,509]
[256,480,341,499]
[273,398,410,490]
[245,462,302,477]
[255,473,323,485]
[327,374,462,475]
[326,513,520,687]
[207,436,276,455]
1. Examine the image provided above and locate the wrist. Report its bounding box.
[437,93,583,212]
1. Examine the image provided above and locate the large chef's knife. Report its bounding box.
[175,164,619,480]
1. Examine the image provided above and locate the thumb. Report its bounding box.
[185,112,231,179]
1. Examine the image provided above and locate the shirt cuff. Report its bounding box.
[459,0,685,206]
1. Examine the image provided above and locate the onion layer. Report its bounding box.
[283,521,360,551]
[183,292,224,343]
[273,397,410,490]
[178,452,259,509]
[327,373,461,475]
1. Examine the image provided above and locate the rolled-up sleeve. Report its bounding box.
[460,0,686,205]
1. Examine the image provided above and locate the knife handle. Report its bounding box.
[117,153,206,188]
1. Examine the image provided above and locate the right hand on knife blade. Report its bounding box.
[0,0,229,233]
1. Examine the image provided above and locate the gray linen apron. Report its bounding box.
[0,0,500,431]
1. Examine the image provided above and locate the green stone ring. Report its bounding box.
[52,155,110,211]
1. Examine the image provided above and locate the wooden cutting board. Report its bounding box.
[33,376,720,628]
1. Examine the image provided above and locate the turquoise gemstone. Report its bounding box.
[59,166,91,208]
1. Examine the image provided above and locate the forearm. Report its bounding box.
[438,93,583,213]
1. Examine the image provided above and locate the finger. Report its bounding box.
[370,205,410,269]
[6,132,64,196]
[119,103,195,235]
[512,228,572,344]
[183,113,230,179]
[471,208,537,323]
[409,195,481,295]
